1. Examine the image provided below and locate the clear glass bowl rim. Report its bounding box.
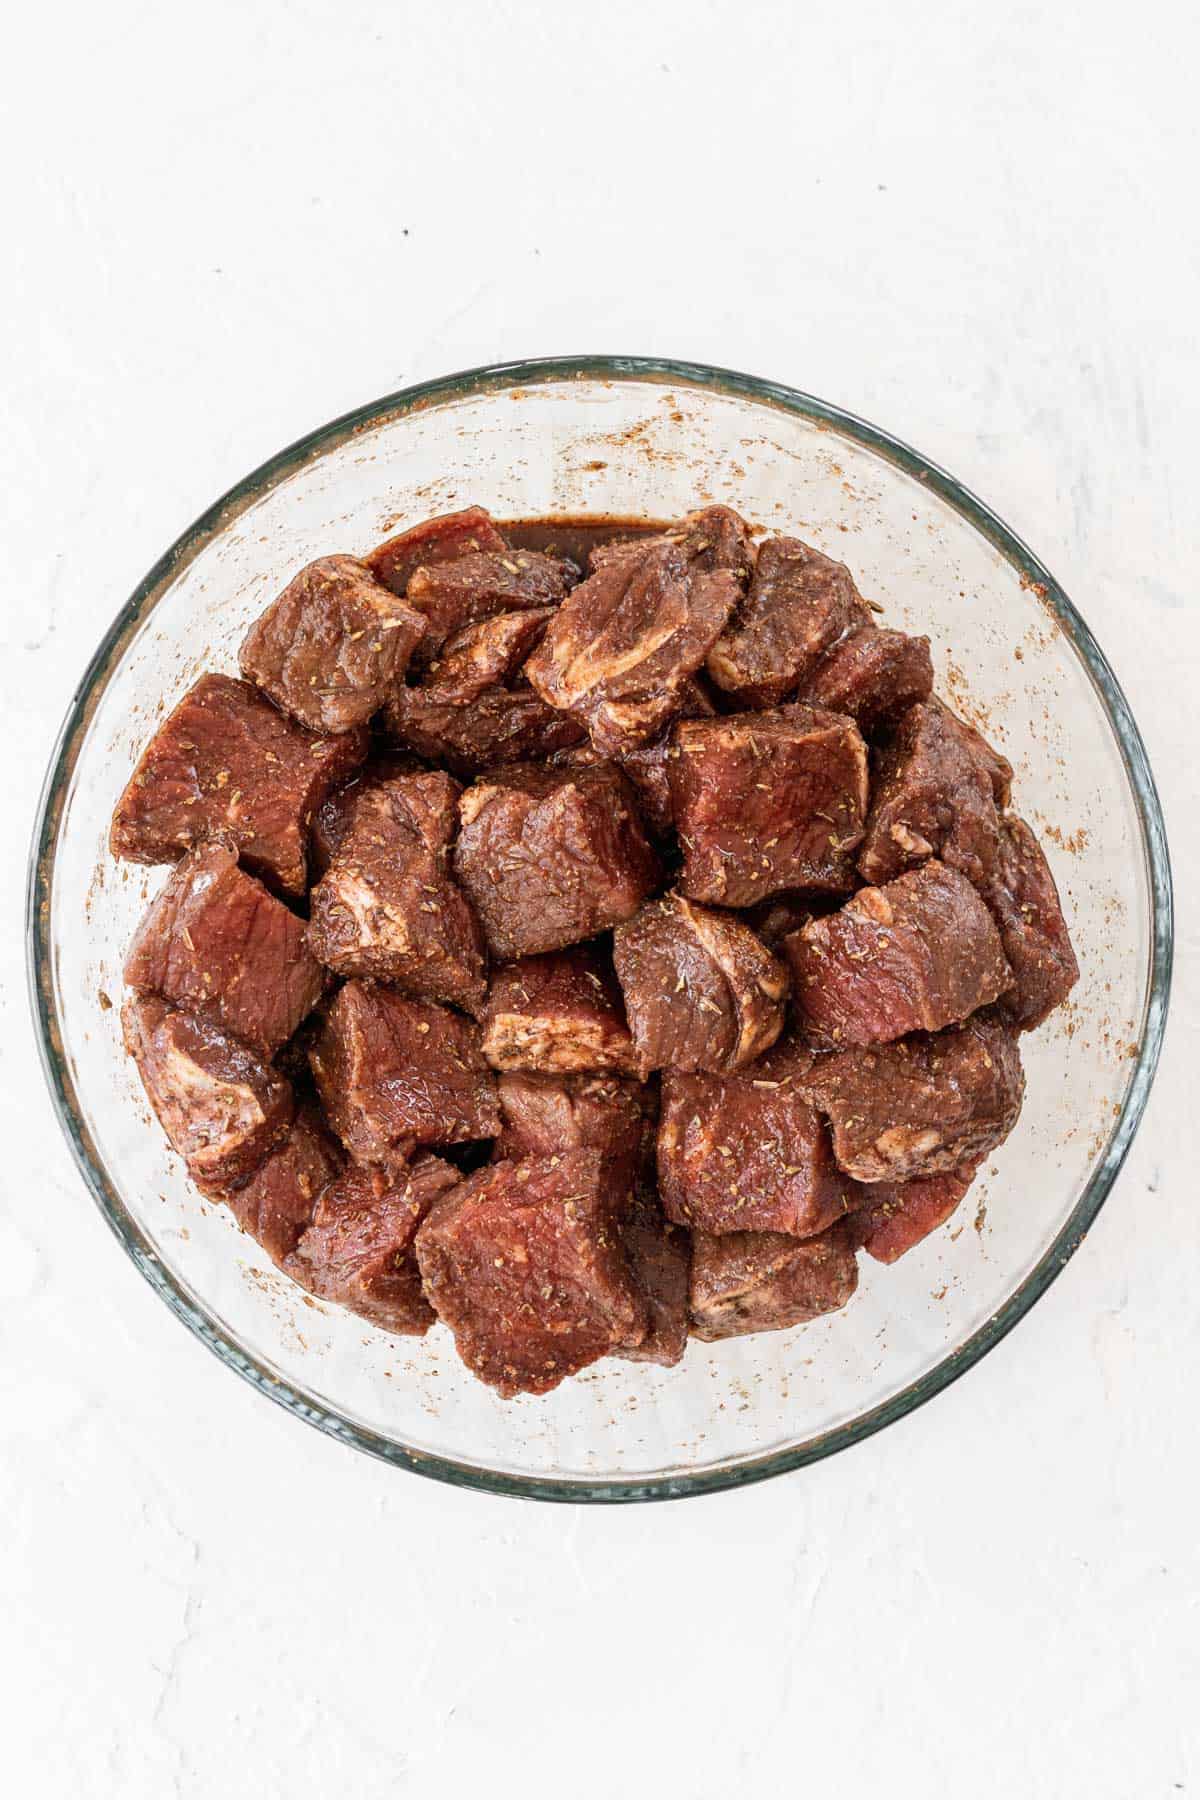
[26,354,1174,1504]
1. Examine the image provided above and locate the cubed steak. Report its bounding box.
[706,537,872,708]
[787,860,1012,1046]
[799,627,934,733]
[689,1221,859,1342]
[402,548,576,664]
[218,1104,344,1266]
[493,1072,652,1184]
[110,673,367,895]
[122,993,294,1190]
[309,749,423,879]
[124,839,325,1057]
[453,764,660,960]
[613,1189,691,1369]
[525,535,742,755]
[669,706,869,904]
[365,505,507,596]
[858,697,1012,888]
[422,608,556,703]
[385,684,586,776]
[850,1163,981,1264]
[414,1150,649,1397]
[982,816,1079,1029]
[310,981,499,1160]
[481,948,635,1074]
[307,771,486,1013]
[807,1012,1024,1183]
[239,555,425,734]
[612,893,788,1076]
[657,1040,851,1238]
[287,1154,461,1335]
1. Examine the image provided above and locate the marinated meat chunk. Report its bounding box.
[525,537,741,755]
[365,505,507,597]
[548,677,717,839]
[589,506,754,583]
[481,948,636,1074]
[670,706,869,903]
[122,993,294,1190]
[310,981,499,1160]
[807,1012,1024,1183]
[850,1163,981,1264]
[402,548,576,664]
[385,683,586,776]
[614,1189,691,1368]
[453,764,660,960]
[657,1041,851,1238]
[217,1103,344,1265]
[612,894,788,1077]
[799,627,934,733]
[689,1220,858,1342]
[706,537,872,708]
[308,772,486,1012]
[982,816,1079,1029]
[414,1150,648,1397]
[124,839,325,1057]
[287,1154,461,1335]
[309,750,423,879]
[743,893,826,952]
[493,1072,652,1181]
[788,860,1012,1047]
[423,608,556,703]
[110,673,368,896]
[858,698,1013,888]
[239,555,425,734]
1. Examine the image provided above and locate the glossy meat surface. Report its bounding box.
[453,764,660,960]
[480,947,635,1074]
[858,698,1012,887]
[239,554,425,733]
[613,1188,691,1368]
[422,608,555,702]
[308,772,486,1012]
[982,815,1080,1029]
[689,1220,858,1341]
[850,1163,981,1264]
[125,839,325,1056]
[310,981,499,1159]
[218,1103,344,1265]
[799,626,933,732]
[385,683,586,776]
[110,673,367,895]
[365,505,507,598]
[415,1151,648,1396]
[612,893,788,1076]
[788,859,1012,1046]
[706,537,871,707]
[670,706,869,903]
[493,1071,652,1181]
[403,547,576,663]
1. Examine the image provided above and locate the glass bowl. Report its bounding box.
[28,357,1172,1503]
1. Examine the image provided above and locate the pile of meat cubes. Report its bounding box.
[112,503,1078,1397]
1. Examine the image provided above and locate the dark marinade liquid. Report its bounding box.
[501,515,667,568]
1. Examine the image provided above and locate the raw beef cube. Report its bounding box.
[689,1220,858,1342]
[743,893,827,952]
[310,981,499,1160]
[402,548,577,664]
[309,750,423,878]
[982,815,1079,1029]
[414,1150,649,1396]
[110,673,368,896]
[218,1103,344,1266]
[288,1154,461,1335]
[122,993,294,1190]
[657,1040,852,1238]
[365,505,507,597]
[613,1189,691,1368]
[547,677,717,840]
[799,627,934,732]
[669,706,869,903]
[612,894,788,1076]
[423,608,556,702]
[124,839,325,1057]
[850,1162,981,1264]
[385,683,586,776]
[858,698,1012,887]
[493,1072,652,1184]
[525,537,741,755]
[706,537,872,708]
[308,772,486,1013]
[481,948,636,1074]
[453,764,660,960]
[239,554,425,734]
[788,860,1012,1046]
[806,1012,1024,1183]
[589,506,754,583]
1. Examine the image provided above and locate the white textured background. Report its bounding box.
[4,2,1197,1795]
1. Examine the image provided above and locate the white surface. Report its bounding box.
[3,1,1196,1794]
